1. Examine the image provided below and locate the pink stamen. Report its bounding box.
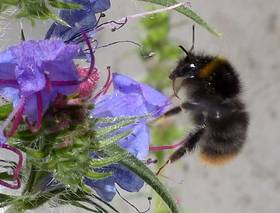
[78,67,99,98]
[80,28,96,83]
[44,74,52,92]
[149,140,185,152]
[0,79,17,85]
[91,66,112,101]
[37,92,44,129]
[51,80,80,86]
[102,79,112,95]
[0,178,21,189]
[0,98,25,135]
[4,98,25,138]
[0,144,23,189]
[35,92,43,129]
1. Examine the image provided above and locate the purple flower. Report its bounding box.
[0,40,80,135]
[45,0,111,42]
[85,73,170,201]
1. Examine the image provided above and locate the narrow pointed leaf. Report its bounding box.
[109,146,180,213]
[85,171,112,180]
[90,153,128,168]
[97,130,131,149]
[0,172,13,181]
[96,119,137,138]
[0,103,12,120]
[48,0,82,10]
[138,0,220,36]
[96,115,147,124]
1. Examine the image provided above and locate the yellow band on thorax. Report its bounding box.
[199,57,226,78]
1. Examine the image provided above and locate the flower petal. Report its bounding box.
[112,73,170,117]
[15,62,46,95]
[118,123,150,160]
[113,164,144,192]
[84,176,116,202]
[45,0,110,41]
[93,92,148,118]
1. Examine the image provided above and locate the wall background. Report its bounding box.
[1,0,280,212]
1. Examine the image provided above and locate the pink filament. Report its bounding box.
[28,92,43,132]
[149,140,185,152]
[5,99,25,137]
[102,79,112,95]
[78,67,99,98]
[80,29,96,83]
[0,144,23,189]
[51,80,80,86]
[91,67,112,100]
[0,178,21,189]
[0,79,17,84]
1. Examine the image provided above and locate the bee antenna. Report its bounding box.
[189,24,195,52]
[179,45,189,56]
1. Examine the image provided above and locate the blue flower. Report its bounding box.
[45,0,111,42]
[84,164,144,201]
[85,73,170,201]
[0,40,80,134]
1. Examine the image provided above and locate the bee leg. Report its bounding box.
[162,101,203,118]
[163,106,182,117]
[169,127,205,162]
[156,126,205,175]
[181,101,206,111]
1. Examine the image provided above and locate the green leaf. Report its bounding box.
[138,0,220,36]
[97,130,131,149]
[0,0,80,25]
[0,172,13,181]
[14,129,39,141]
[48,0,81,10]
[96,115,147,124]
[68,200,99,213]
[26,148,48,159]
[0,193,15,207]
[0,103,12,120]
[85,170,112,180]
[96,119,137,138]
[110,146,179,213]
[90,153,128,168]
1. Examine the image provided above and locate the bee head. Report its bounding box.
[169,46,213,98]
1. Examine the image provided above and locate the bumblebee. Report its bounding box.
[159,27,249,171]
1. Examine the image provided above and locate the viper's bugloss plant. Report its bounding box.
[0,0,219,212]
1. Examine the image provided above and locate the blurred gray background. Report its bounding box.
[0,0,280,212]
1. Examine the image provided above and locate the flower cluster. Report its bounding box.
[0,0,172,209]
[85,73,170,201]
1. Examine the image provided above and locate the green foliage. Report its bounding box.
[0,103,13,120]
[4,106,145,212]
[10,116,139,192]
[138,8,187,213]
[116,145,180,213]
[137,0,220,36]
[151,123,184,163]
[0,0,81,25]
[140,10,182,90]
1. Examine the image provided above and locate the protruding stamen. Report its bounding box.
[91,66,112,101]
[149,140,185,152]
[2,97,25,137]
[28,92,43,132]
[80,29,96,83]
[0,144,23,189]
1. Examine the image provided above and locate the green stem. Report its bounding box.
[22,165,37,195]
